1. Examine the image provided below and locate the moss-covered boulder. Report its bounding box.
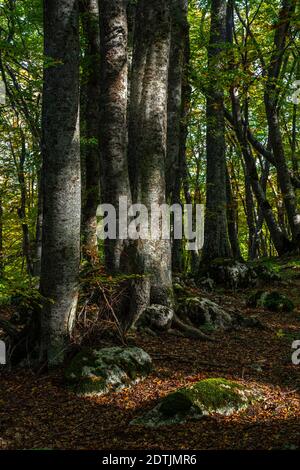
[177,297,232,331]
[131,378,258,427]
[247,290,294,312]
[65,346,152,396]
[251,264,281,282]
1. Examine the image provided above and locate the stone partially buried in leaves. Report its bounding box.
[178,297,232,331]
[131,378,258,427]
[247,290,294,312]
[65,346,152,396]
[137,304,174,331]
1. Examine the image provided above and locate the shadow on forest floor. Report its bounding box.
[0,265,300,450]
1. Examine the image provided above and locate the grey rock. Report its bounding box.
[65,346,152,396]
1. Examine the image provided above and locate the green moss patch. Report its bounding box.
[248,290,295,312]
[131,378,258,427]
[65,346,152,396]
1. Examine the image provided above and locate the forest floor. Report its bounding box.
[0,258,300,450]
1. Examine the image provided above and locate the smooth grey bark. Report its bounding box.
[99,0,132,273]
[201,0,232,263]
[264,0,300,246]
[80,0,101,261]
[40,0,81,366]
[166,0,189,272]
[128,0,173,307]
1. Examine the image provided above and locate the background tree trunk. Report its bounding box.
[167,0,189,273]
[264,0,300,246]
[226,166,242,260]
[80,0,101,262]
[99,0,132,273]
[201,0,232,263]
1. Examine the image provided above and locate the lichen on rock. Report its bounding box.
[131,378,258,427]
[199,259,256,289]
[177,297,233,331]
[65,346,152,396]
[136,304,174,331]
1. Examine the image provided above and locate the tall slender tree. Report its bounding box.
[40,0,81,365]
[264,0,299,246]
[166,0,189,272]
[80,0,101,261]
[201,0,232,264]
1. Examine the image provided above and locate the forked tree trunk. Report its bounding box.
[40,0,81,366]
[225,0,292,256]
[201,0,232,263]
[128,0,173,307]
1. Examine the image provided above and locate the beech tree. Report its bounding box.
[128,0,173,307]
[99,0,132,273]
[39,0,81,365]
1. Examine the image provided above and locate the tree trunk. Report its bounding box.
[40,0,81,366]
[166,0,189,273]
[226,166,243,260]
[128,0,173,307]
[80,0,101,262]
[99,0,131,273]
[264,0,300,245]
[201,0,232,263]
[243,160,256,258]
[32,169,43,278]
[17,134,33,276]
[250,160,270,259]
[0,192,3,277]
[225,0,292,256]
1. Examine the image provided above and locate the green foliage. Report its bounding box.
[248,290,295,312]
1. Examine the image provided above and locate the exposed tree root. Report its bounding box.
[172,314,215,341]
